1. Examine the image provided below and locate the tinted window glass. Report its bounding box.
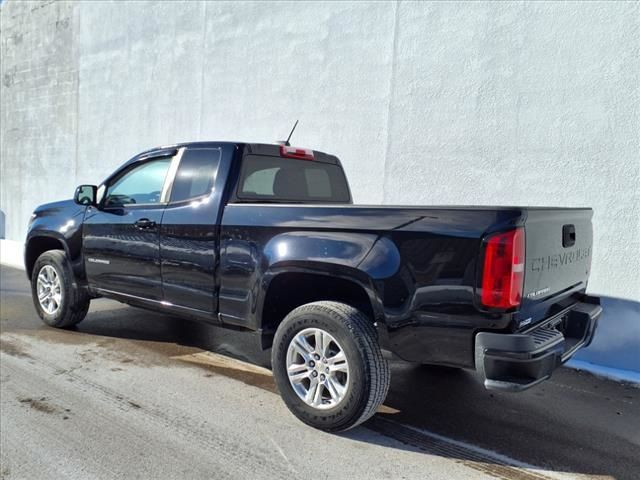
[305,168,332,197]
[238,156,350,203]
[105,158,171,206]
[242,167,278,195]
[170,148,221,203]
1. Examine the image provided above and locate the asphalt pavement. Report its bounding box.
[1,265,638,480]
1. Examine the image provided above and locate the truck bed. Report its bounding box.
[221,202,593,367]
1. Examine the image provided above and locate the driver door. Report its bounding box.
[83,153,175,301]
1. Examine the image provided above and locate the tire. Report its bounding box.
[271,301,390,432]
[31,250,90,328]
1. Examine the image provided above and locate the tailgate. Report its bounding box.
[521,208,593,311]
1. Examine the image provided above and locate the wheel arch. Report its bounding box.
[25,234,70,278]
[258,266,387,350]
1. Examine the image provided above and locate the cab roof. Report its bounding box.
[135,141,341,165]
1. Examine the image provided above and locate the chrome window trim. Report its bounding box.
[160,147,184,203]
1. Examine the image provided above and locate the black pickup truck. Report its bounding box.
[25,141,601,431]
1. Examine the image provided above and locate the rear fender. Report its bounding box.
[219,230,401,337]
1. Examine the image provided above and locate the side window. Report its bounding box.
[105,158,172,207]
[170,148,221,203]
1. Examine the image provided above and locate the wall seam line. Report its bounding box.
[382,0,401,205]
[198,1,208,139]
[73,1,80,184]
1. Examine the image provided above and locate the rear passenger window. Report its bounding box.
[170,148,221,203]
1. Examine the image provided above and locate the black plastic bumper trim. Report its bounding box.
[475,299,602,392]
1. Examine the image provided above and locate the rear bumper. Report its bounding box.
[475,297,602,392]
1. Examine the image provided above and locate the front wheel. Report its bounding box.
[31,250,90,328]
[271,301,390,432]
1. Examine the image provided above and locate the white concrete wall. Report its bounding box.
[2,0,638,301]
[1,1,639,372]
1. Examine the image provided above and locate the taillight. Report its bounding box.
[481,228,525,309]
[280,145,314,160]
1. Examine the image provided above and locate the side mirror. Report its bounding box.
[74,185,97,206]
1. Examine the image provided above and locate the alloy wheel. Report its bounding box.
[36,265,62,315]
[286,327,350,410]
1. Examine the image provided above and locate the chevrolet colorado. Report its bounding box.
[25,142,601,431]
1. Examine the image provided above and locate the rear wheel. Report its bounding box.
[31,250,90,328]
[271,301,390,432]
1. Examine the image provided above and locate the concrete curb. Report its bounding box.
[566,359,640,386]
[0,239,24,270]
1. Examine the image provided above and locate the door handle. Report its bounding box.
[134,218,156,230]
